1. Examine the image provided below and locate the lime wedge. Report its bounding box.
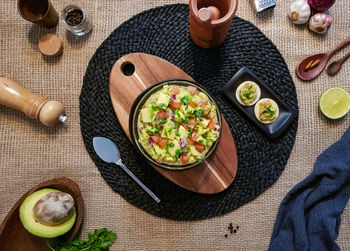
[319,87,350,119]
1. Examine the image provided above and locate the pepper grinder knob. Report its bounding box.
[198,6,221,22]
[0,75,67,126]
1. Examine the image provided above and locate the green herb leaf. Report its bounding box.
[151,105,158,111]
[158,103,166,108]
[195,109,204,118]
[51,228,117,251]
[175,130,180,137]
[189,128,193,138]
[166,142,174,149]
[175,147,189,158]
[155,118,166,124]
[180,96,190,105]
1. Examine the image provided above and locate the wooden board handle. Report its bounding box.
[0,75,66,126]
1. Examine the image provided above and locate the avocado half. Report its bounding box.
[19,188,76,238]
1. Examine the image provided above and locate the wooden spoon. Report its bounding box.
[296,36,350,81]
[327,51,350,76]
[0,177,84,251]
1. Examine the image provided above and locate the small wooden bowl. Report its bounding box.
[0,177,84,251]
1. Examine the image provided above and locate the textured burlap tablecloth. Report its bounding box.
[0,0,349,250]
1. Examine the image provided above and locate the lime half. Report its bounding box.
[319,87,350,119]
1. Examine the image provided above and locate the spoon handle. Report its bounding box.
[339,51,350,63]
[328,36,350,56]
[116,160,161,203]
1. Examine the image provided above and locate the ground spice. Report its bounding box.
[65,9,83,26]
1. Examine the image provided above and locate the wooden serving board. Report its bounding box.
[109,53,237,194]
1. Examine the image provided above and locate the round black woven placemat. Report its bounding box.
[80,4,298,220]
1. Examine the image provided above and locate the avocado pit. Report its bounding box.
[33,192,74,226]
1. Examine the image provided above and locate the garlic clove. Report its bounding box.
[33,192,75,226]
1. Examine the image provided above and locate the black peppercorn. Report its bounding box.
[65,9,83,26]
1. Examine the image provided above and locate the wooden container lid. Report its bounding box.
[38,34,63,56]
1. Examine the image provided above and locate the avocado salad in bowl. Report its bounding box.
[129,80,222,170]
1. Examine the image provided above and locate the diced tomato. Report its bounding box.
[203,109,211,118]
[181,152,188,164]
[187,138,194,145]
[207,119,215,129]
[156,111,166,120]
[187,86,197,95]
[151,135,160,143]
[201,99,208,106]
[172,87,180,95]
[191,132,199,141]
[195,143,205,152]
[189,100,198,108]
[187,122,196,129]
[170,101,181,110]
[157,138,167,148]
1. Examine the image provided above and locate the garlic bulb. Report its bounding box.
[309,13,332,34]
[289,0,311,24]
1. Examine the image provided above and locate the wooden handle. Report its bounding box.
[328,36,350,56]
[0,75,66,126]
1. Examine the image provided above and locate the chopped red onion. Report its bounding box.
[179,136,188,148]
[214,128,217,131]
[169,95,176,102]
[147,137,153,148]
[209,101,213,105]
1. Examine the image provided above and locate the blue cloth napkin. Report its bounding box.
[269,127,350,251]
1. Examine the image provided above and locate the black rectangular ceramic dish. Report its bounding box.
[222,67,297,139]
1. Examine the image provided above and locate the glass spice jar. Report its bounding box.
[61,4,92,36]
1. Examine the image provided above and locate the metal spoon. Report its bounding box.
[327,51,350,76]
[93,136,161,203]
[296,36,350,81]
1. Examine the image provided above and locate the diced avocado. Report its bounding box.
[146,126,159,135]
[167,127,176,140]
[198,118,210,128]
[168,140,180,156]
[161,127,167,138]
[153,144,165,155]
[156,93,170,107]
[178,126,189,137]
[195,135,206,145]
[189,145,201,156]
[183,105,195,116]
[141,108,153,123]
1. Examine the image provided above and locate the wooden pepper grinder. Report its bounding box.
[0,75,67,126]
[189,0,238,48]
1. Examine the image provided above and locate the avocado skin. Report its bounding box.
[19,188,76,238]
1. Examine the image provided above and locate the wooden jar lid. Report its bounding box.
[38,34,63,56]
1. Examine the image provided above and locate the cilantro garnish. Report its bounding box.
[266,106,276,115]
[175,147,189,158]
[50,228,117,251]
[155,118,166,124]
[175,130,180,136]
[195,109,204,118]
[189,128,193,138]
[166,142,174,149]
[151,105,158,111]
[180,96,190,105]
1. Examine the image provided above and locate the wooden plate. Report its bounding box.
[109,53,238,194]
[0,177,84,251]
